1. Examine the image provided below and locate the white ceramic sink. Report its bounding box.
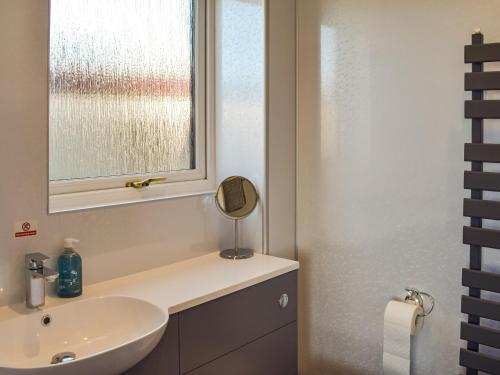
[0,296,168,375]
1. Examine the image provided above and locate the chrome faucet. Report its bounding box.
[25,253,59,308]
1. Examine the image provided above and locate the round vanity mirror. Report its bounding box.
[215,176,258,259]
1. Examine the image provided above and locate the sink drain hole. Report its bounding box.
[51,352,76,364]
[41,314,51,327]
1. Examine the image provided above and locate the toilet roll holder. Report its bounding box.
[404,287,434,321]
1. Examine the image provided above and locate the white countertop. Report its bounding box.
[0,252,299,321]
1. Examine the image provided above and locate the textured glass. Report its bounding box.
[49,0,195,181]
[216,0,264,251]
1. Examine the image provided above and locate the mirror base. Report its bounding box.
[219,248,254,260]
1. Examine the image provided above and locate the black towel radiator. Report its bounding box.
[461,31,500,374]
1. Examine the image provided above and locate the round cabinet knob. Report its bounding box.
[278,293,289,309]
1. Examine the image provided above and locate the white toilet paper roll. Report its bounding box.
[383,300,423,375]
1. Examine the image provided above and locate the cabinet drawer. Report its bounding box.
[179,271,297,373]
[186,322,297,375]
[122,314,179,375]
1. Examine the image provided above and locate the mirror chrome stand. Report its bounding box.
[215,176,258,260]
[220,219,254,259]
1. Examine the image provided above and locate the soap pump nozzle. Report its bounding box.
[64,238,79,249]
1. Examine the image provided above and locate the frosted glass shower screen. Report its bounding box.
[49,0,197,181]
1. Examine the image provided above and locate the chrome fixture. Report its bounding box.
[404,287,434,327]
[51,352,76,365]
[25,253,59,309]
[278,293,289,309]
[215,176,259,260]
[404,287,435,317]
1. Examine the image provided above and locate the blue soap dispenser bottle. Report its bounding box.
[57,238,82,298]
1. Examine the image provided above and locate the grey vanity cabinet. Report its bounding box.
[185,322,297,375]
[122,314,180,375]
[179,270,297,373]
[123,270,297,375]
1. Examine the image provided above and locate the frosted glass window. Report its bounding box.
[49,0,196,181]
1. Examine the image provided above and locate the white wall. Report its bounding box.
[297,1,500,374]
[0,0,267,307]
[267,0,297,259]
[0,0,223,307]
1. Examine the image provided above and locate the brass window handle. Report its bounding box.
[125,177,166,188]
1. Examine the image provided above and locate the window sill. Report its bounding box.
[49,179,216,214]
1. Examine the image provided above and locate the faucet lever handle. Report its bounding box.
[25,252,49,270]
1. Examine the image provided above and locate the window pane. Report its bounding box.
[49,0,195,181]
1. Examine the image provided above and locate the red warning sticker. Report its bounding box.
[15,221,38,238]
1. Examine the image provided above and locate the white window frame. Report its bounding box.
[49,0,215,213]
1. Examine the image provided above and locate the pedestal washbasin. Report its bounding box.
[0,296,168,375]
